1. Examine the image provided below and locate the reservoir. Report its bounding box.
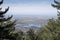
[15,23,41,29]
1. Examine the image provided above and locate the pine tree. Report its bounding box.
[26,28,37,40]
[37,0,60,40]
[16,30,24,40]
[0,0,18,40]
[51,0,60,40]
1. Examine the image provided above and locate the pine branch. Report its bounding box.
[6,15,13,21]
[52,4,57,7]
[0,0,3,5]
[0,7,9,16]
[0,8,2,10]
[0,15,13,22]
[54,0,60,5]
[52,4,60,9]
[4,7,9,13]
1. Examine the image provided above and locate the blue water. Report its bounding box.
[23,24,41,27]
[15,24,41,28]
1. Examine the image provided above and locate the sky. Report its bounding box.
[1,0,59,17]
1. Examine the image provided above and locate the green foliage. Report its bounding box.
[16,30,24,40]
[26,29,35,40]
[26,28,38,40]
[16,0,60,40]
[37,0,60,40]
[0,0,60,40]
[0,0,18,40]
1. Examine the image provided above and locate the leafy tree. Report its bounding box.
[0,0,18,40]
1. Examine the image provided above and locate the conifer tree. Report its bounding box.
[0,0,18,40]
[37,0,60,40]
[26,29,37,40]
[16,30,24,40]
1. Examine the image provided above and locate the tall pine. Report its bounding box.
[0,0,18,40]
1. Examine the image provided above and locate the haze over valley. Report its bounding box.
[12,14,57,31]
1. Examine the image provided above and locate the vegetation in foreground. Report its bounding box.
[0,0,60,40]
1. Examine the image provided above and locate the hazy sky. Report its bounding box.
[1,0,58,16]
